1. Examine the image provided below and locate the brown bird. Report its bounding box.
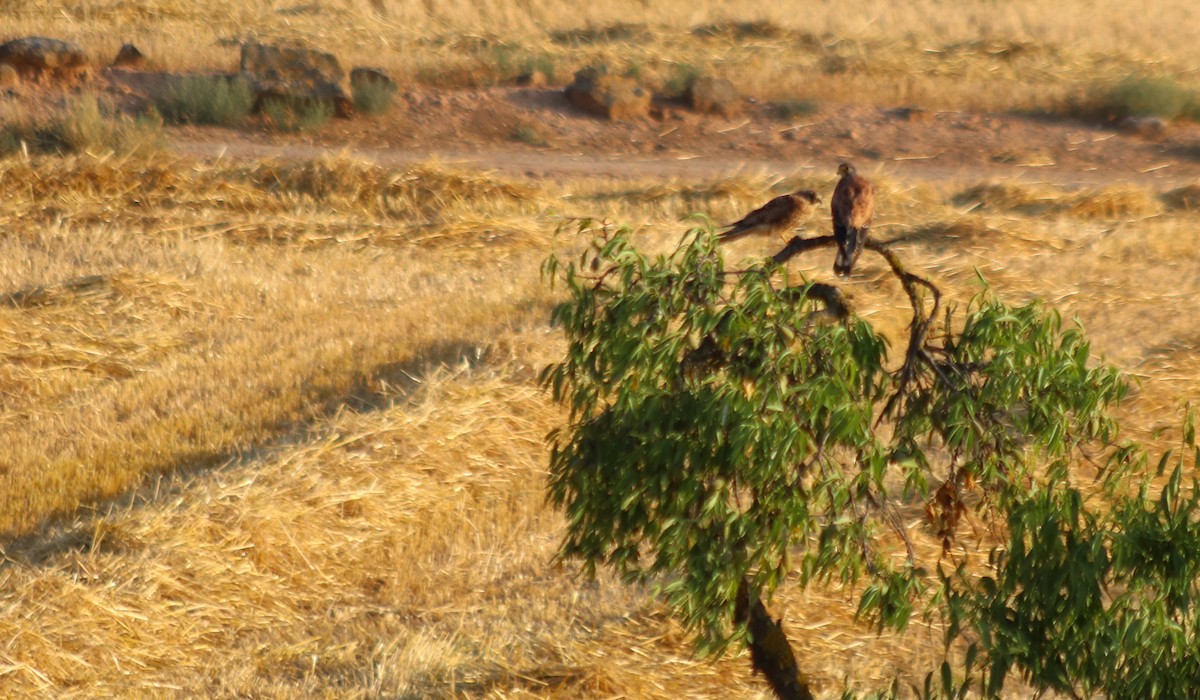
[717,190,822,244]
[831,162,875,277]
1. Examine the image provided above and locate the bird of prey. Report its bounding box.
[717,190,822,244]
[831,162,875,278]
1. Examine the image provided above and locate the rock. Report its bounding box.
[684,76,741,117]
[514,70,546,88]
[238,42,353,118]
[0,64,18,89]
[1117,115,1167,138]
[111,43,146,69]
[564,66,650,121]
[888,106,932,122]
[0,36,89,82]
[350,66,396,93]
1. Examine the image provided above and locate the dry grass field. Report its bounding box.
[1,1,1200,698]
[6,0,1200,112]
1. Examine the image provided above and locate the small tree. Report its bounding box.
[541,222,1200,698]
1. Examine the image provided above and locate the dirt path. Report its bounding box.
[156,83,1200,189]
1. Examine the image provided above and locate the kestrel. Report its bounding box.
[831,162,875,278]
[717,190,822,244]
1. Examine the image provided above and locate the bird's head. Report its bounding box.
[837,162,856,177]
[794,189,822,205]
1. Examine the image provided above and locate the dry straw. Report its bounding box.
[0,149,1196,696]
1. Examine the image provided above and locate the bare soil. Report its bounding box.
[105,76,1200,188]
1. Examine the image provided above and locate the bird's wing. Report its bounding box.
[833,177,875,229]
[724,194,797,230]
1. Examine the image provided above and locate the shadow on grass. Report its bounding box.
[0,302,553,566]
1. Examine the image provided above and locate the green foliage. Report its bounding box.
[543,224,1200,697]
[261,96,333,133]
[774,99,820,120]
[154,75,255,126]
[941,409,1200,699]
[510,125,547,146]
[1098,76,1200,121]
[663,62,702,97]
[351,80,395,116]
[0,96,163,157]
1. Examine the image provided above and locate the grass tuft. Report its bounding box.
[549,22,649,46]
[511,125,548,147]
[154,74,255,126]
[1091,76,1200,121]
[261,97,334,133]
[773,99,820,120]
[0,97,163,157]
[352,80,396,116]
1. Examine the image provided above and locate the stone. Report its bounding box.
[564,66,650,121]
[514,70,546,88]
[111,43,146,69]
[0,36,89,82]
[888,106,932,123]
[684,76,741,117]
[238,42,353,118]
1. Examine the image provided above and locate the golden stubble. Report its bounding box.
[0,152,1196,697]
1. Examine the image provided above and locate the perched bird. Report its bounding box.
[831,162,875,277]
[717,190,822,244]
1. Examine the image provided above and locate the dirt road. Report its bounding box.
[161,84,1200,189]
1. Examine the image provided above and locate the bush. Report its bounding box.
[510,124,547,146]
[154,75,255,126]
[1099,76,1199,121]
[352,80,395,116]
[261,96,333,133]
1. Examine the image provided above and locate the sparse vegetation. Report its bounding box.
[511,124,548,146]
[773,98,820,119]
[1092,75,1200,121]
[0,97,163,156]
[352,80,396,115]
[261,96,334,133]
[154,74,255,126]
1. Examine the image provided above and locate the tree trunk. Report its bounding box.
[736,580,815,700]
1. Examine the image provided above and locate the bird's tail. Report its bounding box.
[834,228,865,277]
[716,225,751,243]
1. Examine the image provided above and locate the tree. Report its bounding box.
[541,222,1200,699]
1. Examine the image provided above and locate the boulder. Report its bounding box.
[238,42,353,118]
[349,66,397,92]
[683,75,741,117]
[111,43,146,69]
[0,36,89,82]
[564,66,650,121]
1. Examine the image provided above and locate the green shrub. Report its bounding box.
[1100,76,1198,120]
[510,125,547,146]
[154,75,255,126]
[352,80,395,116]
[662,62,702,97]
[261,96,333,133]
